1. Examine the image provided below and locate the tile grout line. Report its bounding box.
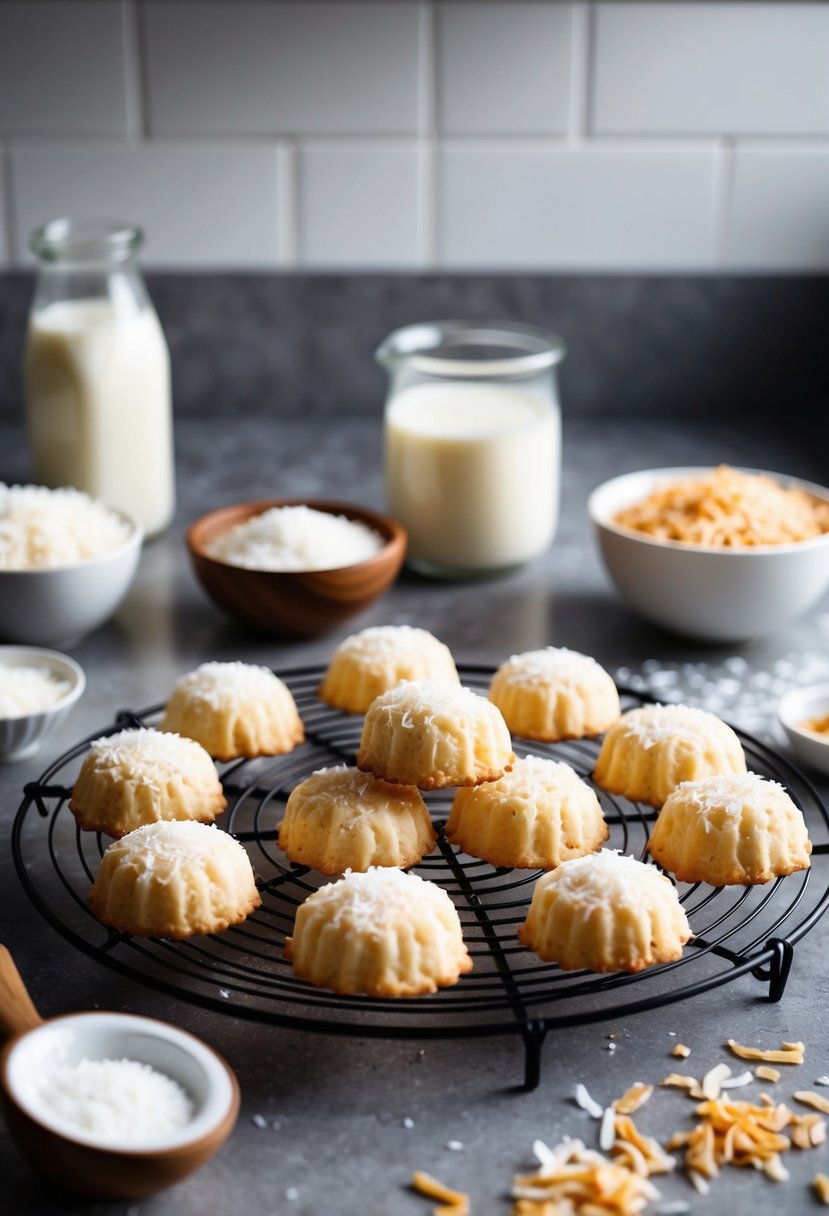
[277,139,298,268]
[122,0,146,143]
[418,0,437,266]
[568,0,592,145]
[713,136,737,268]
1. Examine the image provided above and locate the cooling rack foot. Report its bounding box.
[521,1020,548,1090]
[751,938,794,1002]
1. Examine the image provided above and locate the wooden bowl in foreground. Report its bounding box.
[187,498,407,638]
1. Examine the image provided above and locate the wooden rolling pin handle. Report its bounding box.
[0,944,43,1042]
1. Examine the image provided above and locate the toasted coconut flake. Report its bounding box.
[701,1063,732,1101]
[688,1170,710,1195]
[613,1116,676,1176]
[719,1071,754,1091]
[814,1173,829,1204]
[726,1039,804,1065]
[756,1066,781,1083]
[411,1171,470,1216]
[763,1155,789,1183]
[614,1084,654,1116]
[575,1082,605,1119]
[672,1044,691,1059]
[795,1091,829,1114]
[599,1106,616,1153]
[511,1138,662,1216]
[661,1074,698,1092]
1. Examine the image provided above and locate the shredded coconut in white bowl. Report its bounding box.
[206,504,384,571]
[0,483,133,570]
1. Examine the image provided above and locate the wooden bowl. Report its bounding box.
[0,947,239,1200]
[187,498,407,638]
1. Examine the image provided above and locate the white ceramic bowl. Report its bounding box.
[778,683,829,778]
[0,646,85,762]
[0,513,142,647]
[588,467,829,642]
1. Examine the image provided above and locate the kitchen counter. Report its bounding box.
[1,411,828,1216]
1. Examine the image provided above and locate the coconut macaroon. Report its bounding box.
[69,727,226,837]
[488,647,620,742]
[446,756,608,870]
[318,625,459,714]
[161,661,304,761]
[647,772,812,886]
[518,850,692,974]
[87,821,260,939]
[278,765,436,874]
[593,703,747,809]
[356,679,515,790]
[284,867,472,996]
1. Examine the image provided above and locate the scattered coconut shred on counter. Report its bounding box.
[206,504,384,571]
[410,1037,829,1215]
[0,664,71,717]
[27,1057,193,1144]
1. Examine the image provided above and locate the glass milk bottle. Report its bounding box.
[378,321,565,578]
[24,218,175,537]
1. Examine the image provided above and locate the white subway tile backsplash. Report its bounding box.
[593,3,829,137]
[439,141,718,269]
[0,0,828,273]
[299,140,423,268]
[0,2,128,135]
[727,146,829,270]
[144,1,422,136]
[11,144,282,268]
[437,2,573,135]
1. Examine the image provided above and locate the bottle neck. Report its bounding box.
[31,258,150,316]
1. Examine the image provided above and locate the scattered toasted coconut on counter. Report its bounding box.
[756,1065,782,1083]
[511,1137,663,1216]
[411,1170,470,1216]
[815,1172,829,1204]
[726,1039,805,1065]
[672,1044,691,1059]
[794,1091,829,1115]
[574,1081,605,1118]
[661,1073,698,1093]
[614,1083,654,1116]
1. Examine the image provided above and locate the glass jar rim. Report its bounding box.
[375,319,565,378]
[30,218,143,263]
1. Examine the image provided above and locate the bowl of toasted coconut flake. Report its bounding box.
[589,465,829,642]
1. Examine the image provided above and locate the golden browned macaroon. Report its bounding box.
[518,850,692,973]
[446,756,607,870]
[318,625,459,713]
[356,679,515,790]
[69,728,226,837]
[284,867,471,996]
[647,772,812,886]
[593,703,746,809]
[278,765,436,874]
[161,661,304,760]
[488,647,620,742]
[87,821,260,939]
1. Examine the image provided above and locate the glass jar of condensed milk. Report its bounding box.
[378,320,565,579]
[24,218,175,538]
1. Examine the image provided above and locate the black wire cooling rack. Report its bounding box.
[12,665,829,1088]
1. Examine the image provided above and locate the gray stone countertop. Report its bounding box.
[1,412,829,1216]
